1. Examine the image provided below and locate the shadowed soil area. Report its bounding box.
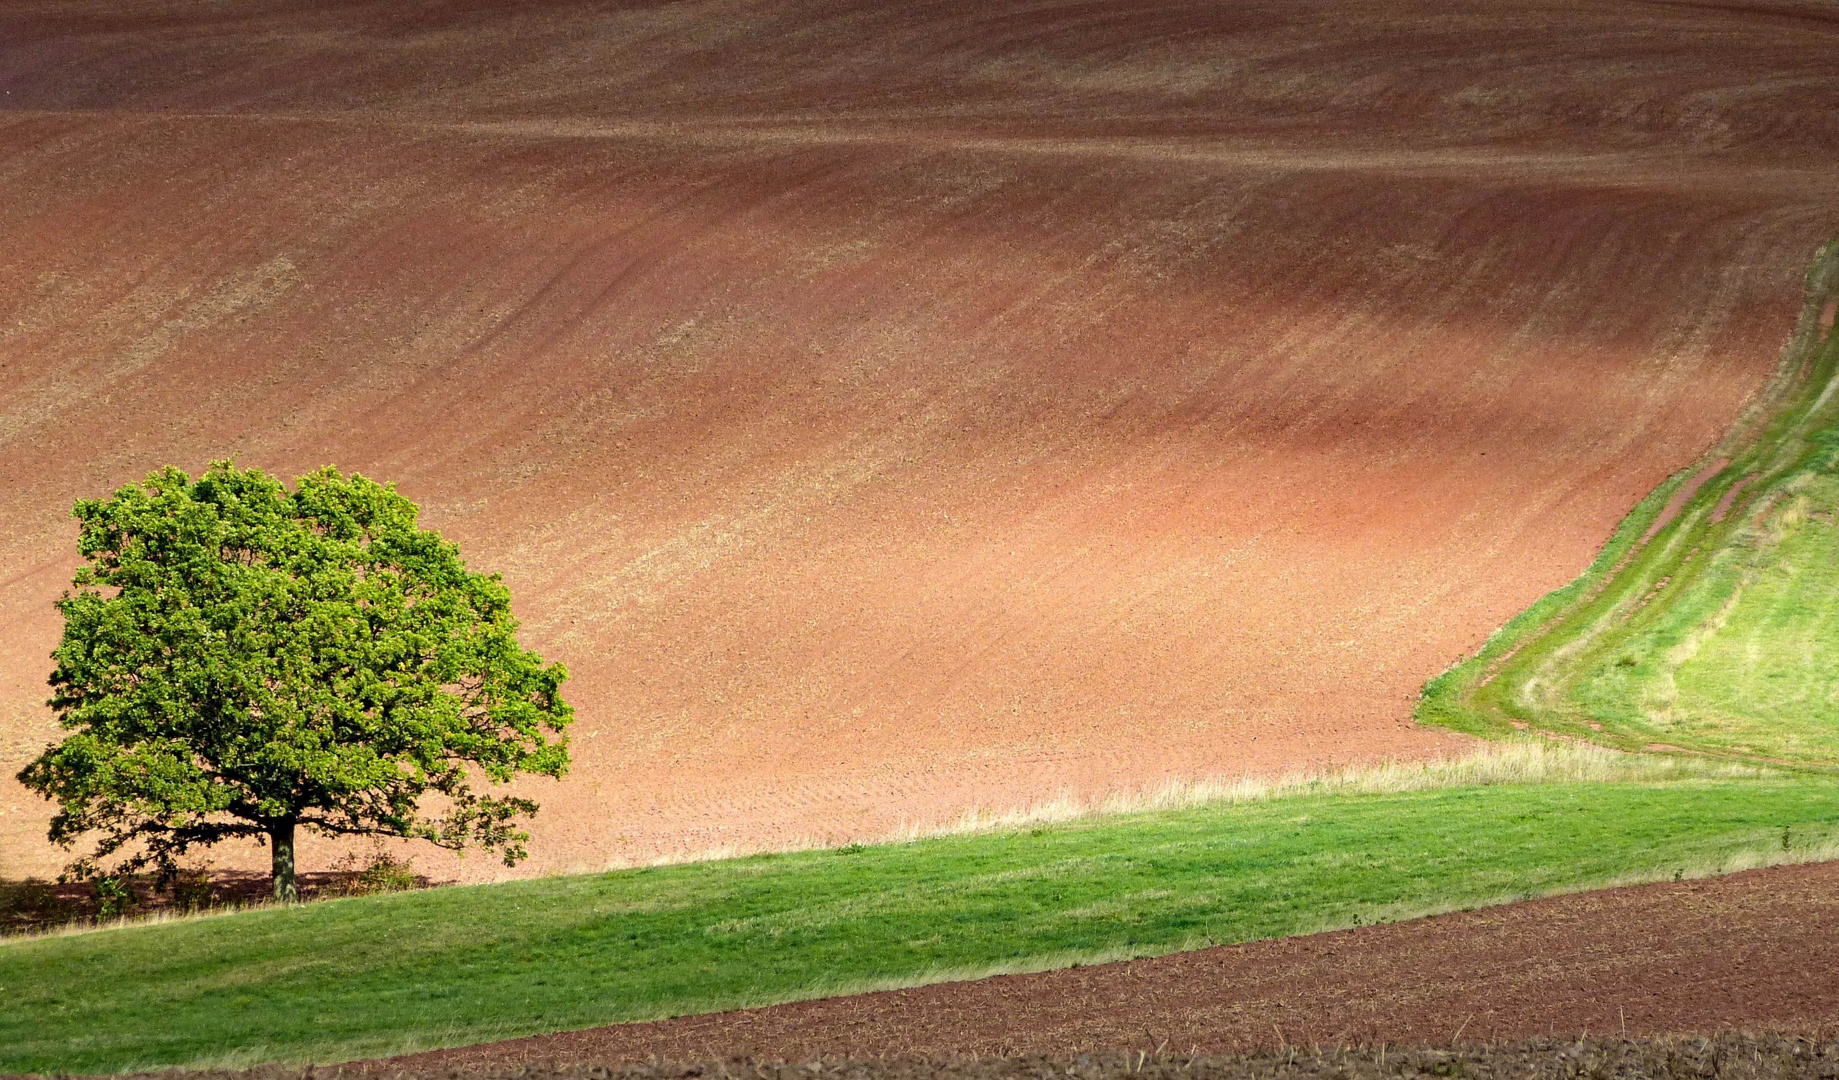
[0,866,433,934]
[371,860,1839,1069]
[4,0,1839,881]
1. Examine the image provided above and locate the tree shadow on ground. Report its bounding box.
[0,855,439,936]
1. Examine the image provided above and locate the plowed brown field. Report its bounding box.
[4,0,1839,881]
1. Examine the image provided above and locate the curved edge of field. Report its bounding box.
[1416,239,1839,761]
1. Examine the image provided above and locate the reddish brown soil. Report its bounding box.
[118,1040,1839,1080]
[4,0,1839,881]
[378,860,1839,1069]
[1643,458,1731,541]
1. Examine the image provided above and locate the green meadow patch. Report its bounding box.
[1421,241,1839,769]
[5,772,1838,1073]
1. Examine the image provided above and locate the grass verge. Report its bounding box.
[5,761,1838,1073]
[1418,240,1839,767]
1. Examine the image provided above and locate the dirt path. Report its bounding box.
[376,860,1839,1069]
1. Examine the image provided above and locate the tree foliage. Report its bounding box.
[18,462,571,899]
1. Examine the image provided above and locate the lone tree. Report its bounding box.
[18,462,572,901]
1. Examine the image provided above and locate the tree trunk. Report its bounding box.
[270,819,298,903]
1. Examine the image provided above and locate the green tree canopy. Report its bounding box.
[18,462,572,901]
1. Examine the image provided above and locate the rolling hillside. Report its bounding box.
[3,0,1838,880]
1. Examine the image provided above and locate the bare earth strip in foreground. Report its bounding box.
[374,860,1839,1070]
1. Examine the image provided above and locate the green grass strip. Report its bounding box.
[1418,240,1839,765]
[6,775,1839,1074]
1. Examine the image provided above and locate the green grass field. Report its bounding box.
[1572,469,1839,760]
[5,759,1838,1074]
[1420,241,1839,768]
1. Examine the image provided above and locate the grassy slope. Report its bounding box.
[6,771,1839,1073]
[1665,478,1839,751]
[1573,469,1839,758]
[1419,241,1839,766]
